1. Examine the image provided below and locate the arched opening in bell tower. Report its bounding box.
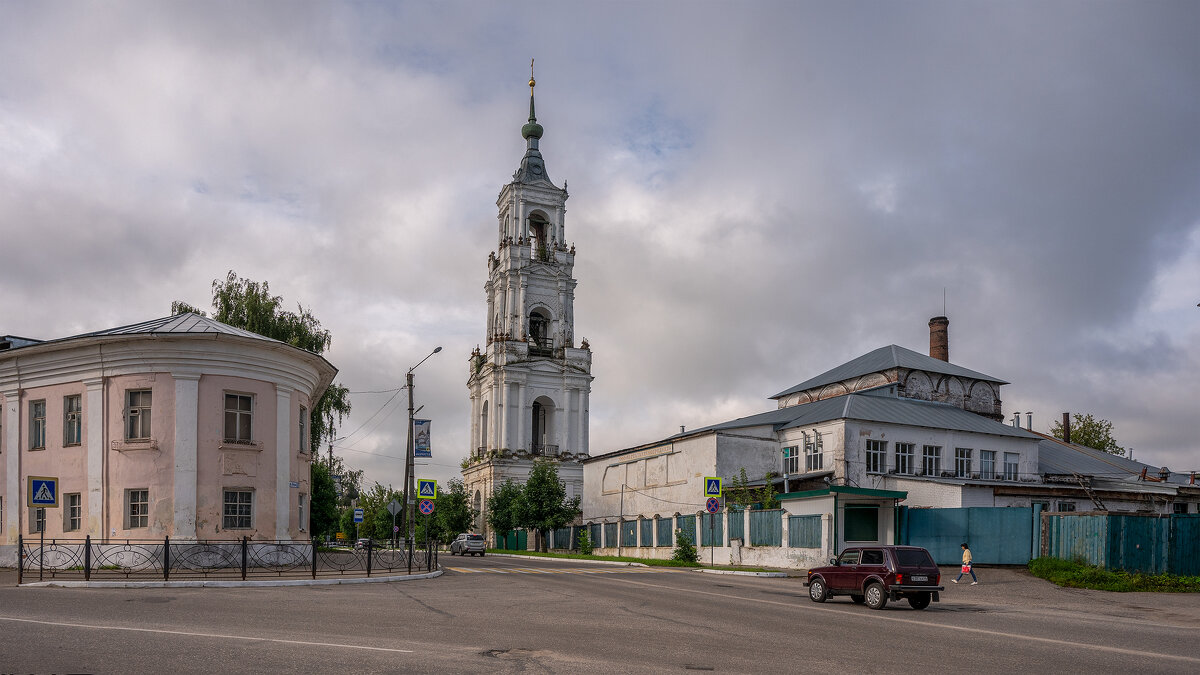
[473,489,483,532]
[528,211,551,261]
[531,396,557,456]
[479,400,489,455]
[528,308,552,356]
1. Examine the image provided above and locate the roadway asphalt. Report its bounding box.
[1,557,1197,674]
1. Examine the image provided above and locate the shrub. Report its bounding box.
[672,530,699,564]
[578,528,593,555]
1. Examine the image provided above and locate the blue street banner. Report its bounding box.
[414,418,432,458]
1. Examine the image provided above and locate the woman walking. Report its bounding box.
[953,542,978,585]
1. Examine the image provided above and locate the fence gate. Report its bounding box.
[901,507,1034,565]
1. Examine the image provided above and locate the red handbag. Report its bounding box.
[961,564,971,573]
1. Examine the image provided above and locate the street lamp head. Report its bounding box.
[433,346,443,354]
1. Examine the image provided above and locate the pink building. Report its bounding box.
[0,313,335,559]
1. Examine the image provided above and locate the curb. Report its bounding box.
[694,568,788,578]
[482,553,648,567]
[19,568,442,588]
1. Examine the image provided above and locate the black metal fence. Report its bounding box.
[17,534,438,584]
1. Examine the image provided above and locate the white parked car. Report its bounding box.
[450,533,486,556]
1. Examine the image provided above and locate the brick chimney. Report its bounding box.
[928,316,949,362]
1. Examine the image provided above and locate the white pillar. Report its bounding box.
[490,380,500,450]
[3,390,19,543]
[83,378,105,537]
[275,385,293,539]
[516,382,526,452]
[576,386,585,454]
[498,381,509,452]
[171,373,200,539]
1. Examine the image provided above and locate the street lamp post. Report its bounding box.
[403,346,441,562]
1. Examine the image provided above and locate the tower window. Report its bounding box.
[529,214,550,261]
[528,310,552,355]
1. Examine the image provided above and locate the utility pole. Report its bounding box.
[402,346,441,563]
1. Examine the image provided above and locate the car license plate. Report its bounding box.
[911,575,928,582]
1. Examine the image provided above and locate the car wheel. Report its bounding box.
[850,594,865,604]
[808,578,828,603]
[908,592,932,610]
[480,551,485,557]
[864,583,888,610]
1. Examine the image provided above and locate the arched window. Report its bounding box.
[528,309,551,355]
[531,395,557,456]
[479,401,489,454]
[528,212,550,261]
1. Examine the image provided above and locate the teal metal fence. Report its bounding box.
[676,514,697,546]
[900,506,1034,564]
[621,520,637,548]
[656,517,673,547]
[727,509,744,541]
[589,523,601,549]
[700,513,723,546]
[749,509,783,546]
[640,518,653,547]
[788,514,821,548]
[604,522,618,548]
[1042,512,1200,575]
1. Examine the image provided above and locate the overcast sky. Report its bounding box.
[2,1,1198,487]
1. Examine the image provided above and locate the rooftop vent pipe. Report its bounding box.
[928,316,949,362]
[1026,412,1032,431]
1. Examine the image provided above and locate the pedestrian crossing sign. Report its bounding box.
[704,477,722,498]
[28,476,59,508]
[417,478,438,500]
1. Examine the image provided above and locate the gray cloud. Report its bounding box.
[2,1,1197,486]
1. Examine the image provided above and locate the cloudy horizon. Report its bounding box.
[2,1,1197,488]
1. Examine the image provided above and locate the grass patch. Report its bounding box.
[485,549,700,568]
[1028,557,1200,593]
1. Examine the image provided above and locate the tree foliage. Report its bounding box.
[432,478,478,542]
[520,460,582,551]
[486,480,525,536]
[725,467,780,509]
[309,461,339,539]
[1052,413,1124,456]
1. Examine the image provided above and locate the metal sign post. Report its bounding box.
[387,499,402,549]
[705,497,720,568]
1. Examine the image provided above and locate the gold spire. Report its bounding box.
[529,58,536,91]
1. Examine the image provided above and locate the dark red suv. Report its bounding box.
[804,545,943,610]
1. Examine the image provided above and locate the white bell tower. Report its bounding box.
[461,70,593,542]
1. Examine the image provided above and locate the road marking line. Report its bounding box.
[598,578,1200,665]
[0,616,414,654]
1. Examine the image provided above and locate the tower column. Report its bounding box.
[519,278,528,338]
[581,388,590,455]
[516,382,527,452]
[3,389,20,542]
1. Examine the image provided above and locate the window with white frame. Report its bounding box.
[299,405,308,453]
[1057,501,1076,512]
[782,446,800,474]
[979,450,996,479]
[64,395,82,446]
[955,448,972,477]
[298,493,307,531]
[30,399,46,449]
[804,433,823,472]
[894,443,915,474]
[921,445,941,476]
[865,440,886,474]
[65,493,81,531]
[126,390,152,440]
[223,489,253,529]
[224,393,253,444]
[1003,452,1020,481]
[126,489,149,528]
[31,507,46,534]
